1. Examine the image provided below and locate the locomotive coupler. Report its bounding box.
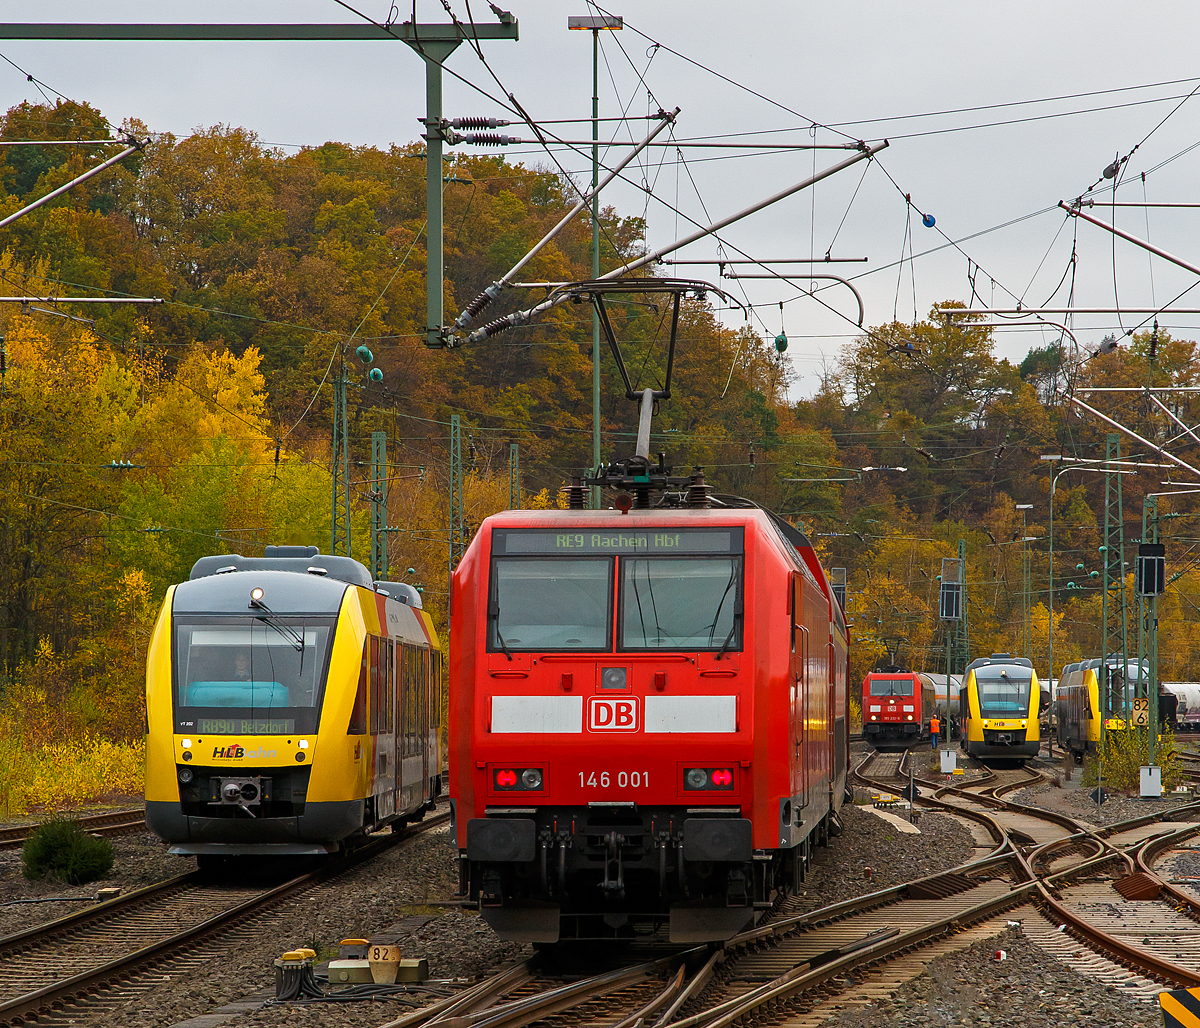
[726,869,749,907]
[480,870,503,908]
[538,829,552,894]
[657,830,671,900]
[556,830,571,897]
[602,831,626,897]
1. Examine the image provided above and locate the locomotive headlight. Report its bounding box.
[906,715,913,721]
[521,768,543,789]
[250,587,265,603]
[178,767,193,784]
[685,768,709,789]
[601,667,627,690]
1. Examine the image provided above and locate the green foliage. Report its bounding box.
[22,816,115,884]
[1081,729,1183,794]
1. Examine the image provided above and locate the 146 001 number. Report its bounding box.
[579,771,649,788]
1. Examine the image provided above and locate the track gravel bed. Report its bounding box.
[0,829,186,936]
[1010,768,1195,827]
[79,817,525,1028]
[820,926,1161,1028]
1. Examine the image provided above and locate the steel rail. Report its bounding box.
[0,811,450,1026]
[0,807,147,851]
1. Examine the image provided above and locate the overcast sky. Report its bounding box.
[4,2,1200,397]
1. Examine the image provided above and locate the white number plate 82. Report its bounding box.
[579,771,649,788]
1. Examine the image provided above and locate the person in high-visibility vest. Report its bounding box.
[930,714,941,749]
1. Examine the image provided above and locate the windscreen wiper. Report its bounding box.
[489,600,513,661]
[253,614,305,652]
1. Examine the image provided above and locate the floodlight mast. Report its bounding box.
[460,139,888,345]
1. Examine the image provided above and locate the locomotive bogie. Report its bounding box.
[145,550,443,859]
[450,509,848,943]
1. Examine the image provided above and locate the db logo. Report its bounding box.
[588,697,639,732]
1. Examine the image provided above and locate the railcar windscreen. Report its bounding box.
[173,618,334,734]
[489,558,612,651]
[868,676,914,697]
[975,666,1032,717]
[620,557,741,651]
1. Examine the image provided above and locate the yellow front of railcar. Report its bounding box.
[960,654,1041,762]
[145,550,441,861]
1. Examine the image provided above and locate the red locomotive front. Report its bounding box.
[862,668,935,748]
[449,506,848,943]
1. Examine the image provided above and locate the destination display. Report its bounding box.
[195,718,296,735]
[494,527,742,555]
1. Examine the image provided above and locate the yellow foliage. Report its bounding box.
[0,738,145,816]
[1082,728,1183,794]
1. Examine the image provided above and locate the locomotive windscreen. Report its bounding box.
[488,528,744,653]
[975,666,1033,717]
[868,676,914,697]
[173,617,335,734]
[621,558,740,650]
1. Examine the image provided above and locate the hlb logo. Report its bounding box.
[213,745,245,758]
[588,696,639,732]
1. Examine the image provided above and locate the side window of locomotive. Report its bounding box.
[619,557,742,651]
[348,641,369,735]
[488,557,612,652]
[174,619,334,735]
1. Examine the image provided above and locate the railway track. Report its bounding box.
[367,756,1200,1028]
[0,809,451,1027]
[0,807,147,851]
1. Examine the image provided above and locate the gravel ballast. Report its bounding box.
[821,926,1162,1028]
[0,826,188,937]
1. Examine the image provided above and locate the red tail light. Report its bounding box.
[710,768,733,787]
[495,769,518,788]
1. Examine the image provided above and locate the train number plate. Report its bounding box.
[578,771,650,788]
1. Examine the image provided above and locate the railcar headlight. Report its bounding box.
[601,667,627,690]
[685,768,709,789]
[182,750,193,761]
[250,587,265,603]
[178,767,193,784]
[521,768,543,789]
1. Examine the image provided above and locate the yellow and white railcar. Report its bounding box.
[959,653,1044,762]
[145,546,442,863]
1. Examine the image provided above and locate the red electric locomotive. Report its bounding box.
[861,667,935,749]
[448,500,849,943]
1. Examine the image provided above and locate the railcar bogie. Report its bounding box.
[145,545,443,860]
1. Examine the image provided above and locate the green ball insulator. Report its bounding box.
[1098,544,1108,552]
[774,332,788,353]
[406,567,417,575]
[1089,570,1099,578]
[1076,563,1085,570]
[356,345,374,364]
[368,367,383,382]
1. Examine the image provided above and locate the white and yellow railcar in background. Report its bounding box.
[145,546,442,865]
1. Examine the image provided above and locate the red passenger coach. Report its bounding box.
[449,505,849,943]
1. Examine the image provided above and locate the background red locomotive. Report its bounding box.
[448,499,849,943]
[861,667,935,749]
